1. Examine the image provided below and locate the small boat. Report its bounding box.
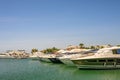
[71,47,120,70]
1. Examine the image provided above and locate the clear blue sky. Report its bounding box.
[0,0,120,52]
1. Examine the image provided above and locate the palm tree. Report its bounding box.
[108,44,112,47]
[100,46,104,49]
[31,48,38,54]
[79,43,84,49]
[117,45,120,47]
[42,47,59,54]
[90,46,95,49]
[96,45,100,49]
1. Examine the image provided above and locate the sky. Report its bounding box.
[0,0,120,52]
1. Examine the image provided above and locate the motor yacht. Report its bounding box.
[71,47,120,69]
[58,49,92,66]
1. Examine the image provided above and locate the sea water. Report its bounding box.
[0,59,119,80]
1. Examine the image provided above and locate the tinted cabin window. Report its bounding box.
[86,60,97,62]
[113,49,120,54]
[99,60,106,62]
[117,49,120,54]
[117,59,120,63]
[108,59,114,62]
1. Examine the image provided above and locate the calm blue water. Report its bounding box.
[0,59,120,80]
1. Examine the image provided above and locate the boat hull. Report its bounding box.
[60,58,75,66]
[39,57,51,63]
[72,58,120,70]
[48,58,63,63]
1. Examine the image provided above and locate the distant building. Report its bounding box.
[6,50,28,58]
[17,50,26,53]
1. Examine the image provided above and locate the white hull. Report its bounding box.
[77,64,120,70]
[72,57,120,69]
[59,58,75,66]
[39,57,51,63]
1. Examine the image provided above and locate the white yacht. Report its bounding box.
[58,49,91,66]
[58,53,81,66]
[71,47,120,69]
